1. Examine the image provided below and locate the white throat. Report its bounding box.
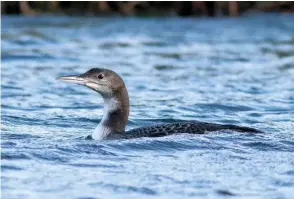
[90,83,129,140]
[91,97,125,140]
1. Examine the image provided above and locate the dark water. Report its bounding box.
[1,14,294,199]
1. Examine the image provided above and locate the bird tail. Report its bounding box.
[222,124,263,133]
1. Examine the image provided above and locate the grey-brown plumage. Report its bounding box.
[57,68,263,140]
[108,122,262,140]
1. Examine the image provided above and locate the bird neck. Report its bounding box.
[92,86,129,140]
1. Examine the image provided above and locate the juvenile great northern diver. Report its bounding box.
[57,68,262,140]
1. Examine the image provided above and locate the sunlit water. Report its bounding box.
[1,14,294,199]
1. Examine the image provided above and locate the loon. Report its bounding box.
[57,68,262,140]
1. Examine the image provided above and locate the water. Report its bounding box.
[1,14,294,199]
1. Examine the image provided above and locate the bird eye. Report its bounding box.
[98,74,104,79]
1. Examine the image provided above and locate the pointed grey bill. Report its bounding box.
[56,75,86,85]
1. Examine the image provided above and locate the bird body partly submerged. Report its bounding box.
[106,121,262,140]
[57,68,263,140]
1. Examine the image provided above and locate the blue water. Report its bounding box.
[1,14,294,199]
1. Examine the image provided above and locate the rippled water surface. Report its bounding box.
[2,14,294,199]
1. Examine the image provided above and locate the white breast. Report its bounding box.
[92,123,112,140]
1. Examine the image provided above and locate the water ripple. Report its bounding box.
[2,14,294,199]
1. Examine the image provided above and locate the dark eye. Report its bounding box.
[97,74,104,79]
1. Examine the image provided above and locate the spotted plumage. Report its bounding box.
[57,68,263,140]
[106,121,262,140]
